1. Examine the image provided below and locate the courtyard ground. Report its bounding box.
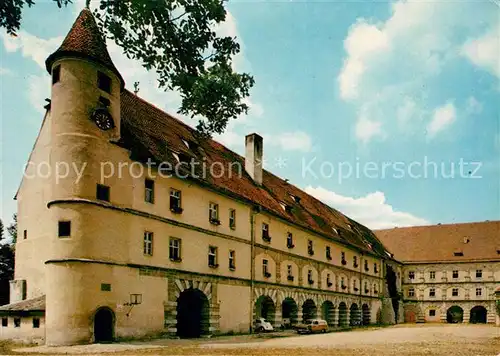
[7,324,500,355]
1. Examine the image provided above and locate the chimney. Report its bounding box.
[245,133,263,185]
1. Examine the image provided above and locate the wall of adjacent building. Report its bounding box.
[0,316,45,344]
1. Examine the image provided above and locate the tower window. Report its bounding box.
[58,221,71,238]
[52,65,61,84]
[96,184,110,202]
[97,71,112,93]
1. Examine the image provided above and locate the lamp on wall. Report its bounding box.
[124,293,142,317]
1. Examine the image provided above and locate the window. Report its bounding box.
[364,260,369,272]
[476,270,482,278]
[430,271,436,280]
[169,238,181,262]
[353,256,358,267]
[229,209,236,229]
[429,288,436,297]
[287,232,294,248]
[14,318,20,328]
[229,250,236,270]
[408,271,415,280]
[99,95,110,107]
[32,318,40,328]
[307,240,314,255]
[452,270,459,279]
[307,270,314,284]
[452,288,459,297]
[262,259,270,277]
[101,283,111,291]
[374,263,378,273]
[52,65,60,84]
[326,246,332,260]
[287,264,293,281]
[341,277,346,289]
[352,280,358,291]
[476,288,482,296]
[1,318,7,327]
[145,179,154,203]
[429,309,436,317]
[170,189,182,213]
[341,251,346,265]
[97,71,111,93]
[364,281,369,293]
[327,274,332,287]
[208,246,218,267]
[408,288,415,297]
[454,251,464,256]
[58,221,71,238]
[143,231,153,256]
[209,203,220,224]
[262,223,271,242]
[96,184,110,202]
[23,229,27,240]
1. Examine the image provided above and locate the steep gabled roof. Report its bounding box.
[45,8,124,88]
[375,221,500,263]
[120,90,390,258]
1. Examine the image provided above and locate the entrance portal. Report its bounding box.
[94,307,114,343]
[446,305,464,323]
[302,299,317,323]
[282,298,298,327]
[469,306,487,324]
[177,288,210,338]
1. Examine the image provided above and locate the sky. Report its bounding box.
[0,0,499,231]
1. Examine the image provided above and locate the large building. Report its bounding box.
[376,221,500,325]
[0,9,400,345]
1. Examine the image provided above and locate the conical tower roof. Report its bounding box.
[45,8,124,89]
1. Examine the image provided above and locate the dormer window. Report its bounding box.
[52,65,61,84]
[332,227,338,235]
[290,194,301,203]
[97,71,111,93]
[285,204,293,214]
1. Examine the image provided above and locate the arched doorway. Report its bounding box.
[177,288,210,338]
[281,298,298,328]
[470,306,487,324]
[302,299,317,323]
[321,301,335,326]
[446,305,463,324]
[350,303,361,326]
[255,295,276,326]
[362,304,371,325]
[338,302,348,327]
[94,307,114,343]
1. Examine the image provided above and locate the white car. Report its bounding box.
[255,318,274,332]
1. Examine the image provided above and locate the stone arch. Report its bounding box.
[302,299,317,323]
[302,265,319,288]
[338,301,348,327]
[446,305,464,323]
[281,297,299,327]
[176,288,210,338]
[255,295,276,327]
[362,303,370,325]
[350,303,361,326]
[93,306,115,343]
[321,300,335,326]
[470,305,487,324]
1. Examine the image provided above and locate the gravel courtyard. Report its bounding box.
[12,324,500,356]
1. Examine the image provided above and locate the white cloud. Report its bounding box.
[397,97,417,125]
[461,26,500,78]
[427,101,456,137]
[305,186,429,229]
[272,131,313,152]
[0,67,12,76]
[465,96,483,115]
[1,31,63,69]
[355,110,384,144]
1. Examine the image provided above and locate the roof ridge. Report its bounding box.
[375,220,500,231]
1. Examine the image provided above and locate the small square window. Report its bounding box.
[1,318,7,327]
[14,318,20,328]
[169,238,181,262]
[452,288,459,297]
[229,209,236,229]
[429,309,436,317]
[476,288,482,296]
[452,270,459,279]
[97,71,112,93]
[32,318,40,328]
[52,65,60,84]
[58,221,71,238]
[101,283,111,292]
[145,179,154,203]
[143,231,153,256]
[408,271,415,280]
[475,270,482,278]
[96,184,110,202]
[408,288,415,297]
[429,271,436,279]
[429,288,436,297]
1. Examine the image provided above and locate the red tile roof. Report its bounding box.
[375,221,500,263]
[120,91,389,258]
[0,296,45,313]
[45,8,124,88]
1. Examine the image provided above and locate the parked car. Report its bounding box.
[295,319,328,334]
[254,318,274,332]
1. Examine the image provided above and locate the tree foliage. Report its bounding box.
[7,214,17,244]
[0,0,254,137]
[0,217,15,306]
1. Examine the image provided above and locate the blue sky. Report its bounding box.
[1,0,499,229]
